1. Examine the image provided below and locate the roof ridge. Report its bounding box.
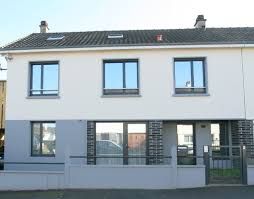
[30,27,254,35]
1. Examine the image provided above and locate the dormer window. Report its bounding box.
[107,33,124,39]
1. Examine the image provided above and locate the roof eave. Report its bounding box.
[1,43,254,54]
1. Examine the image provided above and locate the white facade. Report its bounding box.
[5,47,254,121]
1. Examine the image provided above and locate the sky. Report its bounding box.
[0,0,254,80]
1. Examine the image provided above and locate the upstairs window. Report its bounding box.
[103,60,139,95]
[30,62,59,96]
[174,58,206,94]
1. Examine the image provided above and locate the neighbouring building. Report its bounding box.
[0,80,6,159]
[0,15,254,189]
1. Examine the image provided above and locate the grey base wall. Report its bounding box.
[4,120,87,171]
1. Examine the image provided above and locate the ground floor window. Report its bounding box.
[31,122,56,156]
[96,122,147,165]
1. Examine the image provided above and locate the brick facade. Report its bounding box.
[87,121,96,165]
[148,120,164,165]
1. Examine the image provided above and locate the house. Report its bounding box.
[0,15,254,189]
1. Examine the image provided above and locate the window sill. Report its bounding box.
[27,96,60,99]
[172,93,210,97]
[101,94,142,98]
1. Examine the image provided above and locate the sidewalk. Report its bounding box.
[0,186,253,199]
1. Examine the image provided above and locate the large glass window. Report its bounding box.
[96,122,124,165]
[31,122,56,156]
[30,62,59,96]
[103,60,139,95]
[96,122,147,165]
[127,124,146,165]
[174,59,206,94]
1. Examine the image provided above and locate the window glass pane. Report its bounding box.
[31,65,41,95]
[96,122,123,165]
[42,123,56,155]
[43,64,59,95]
[175,61,192,88]
[177,124,195,165]
[211,124,220,146]
[125,62,138,89]
[193,61,204,87]
[32,123,41,155]
[104,63,123,89]
[128,124,146,165]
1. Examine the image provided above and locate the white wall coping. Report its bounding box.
[69,164,173,169]
[247,165,254,168]
[177,165,205,168]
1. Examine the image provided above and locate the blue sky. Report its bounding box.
[0,0,253,79]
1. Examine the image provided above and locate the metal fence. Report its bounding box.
[69,155,172,165]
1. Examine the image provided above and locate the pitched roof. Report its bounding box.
[2,27,254,51]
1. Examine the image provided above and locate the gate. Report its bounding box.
[204,145,247,185]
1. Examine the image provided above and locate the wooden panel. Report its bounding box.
[0,81,6,129]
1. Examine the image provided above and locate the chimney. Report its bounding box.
[39,21,49,33]
[194,15,206,29]
[156,34,163,42]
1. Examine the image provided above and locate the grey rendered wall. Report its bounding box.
[195,122,212,164]
[4,120,87,171]
[163,122,177,161]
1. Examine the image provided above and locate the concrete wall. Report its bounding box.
[4,120,87,170]
[65,164,205,189]
[67,165,175,189]
[0,165,206,190]
[6,48,248,121]
[0,170,64,190]
[247,165,254,185]
[163,122,177,159]
[195,122,212,164]
[177,165,206,188]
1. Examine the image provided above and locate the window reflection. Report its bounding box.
[96,123,123,165]
[177,124,195,165]
[128,124,146,165]
[30,63,59,96]
[174,59,206,94]
[32,122,56,156]
[95,122,147,165]
[103,60,139,95]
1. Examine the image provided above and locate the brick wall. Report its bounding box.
[148,120,164,165]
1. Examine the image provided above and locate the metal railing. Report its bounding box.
[0,161,64,170]
[177,145,204,165]
[69,155,172,165]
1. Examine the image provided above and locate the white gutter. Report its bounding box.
[1,43,254,54]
